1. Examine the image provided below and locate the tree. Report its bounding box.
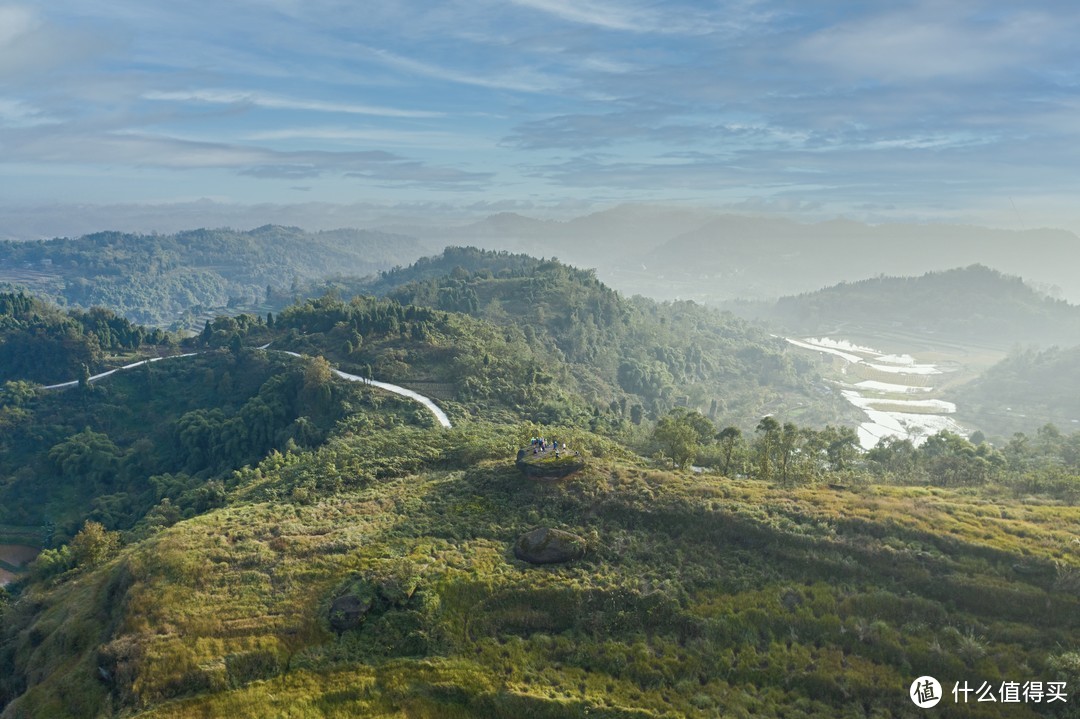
[755,416,780,481]
[819,424,860,472]
[717,426,742,475]
[654,411,703,469]
[69,520,121,568]
[867,436,918,478]
[48,429,123,490]
[777,422,801,485]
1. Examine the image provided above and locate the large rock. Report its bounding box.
[515,450,585,480]
[328,594,373,633]
[514,527,587,565]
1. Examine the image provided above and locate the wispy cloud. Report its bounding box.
[505,0,650,32]
[362,45,562,93]
[143,89,443,118]
[246,126,491,150]
[503,0,755,36]
[4,1,1080,232]
[1,128,491,187]
[0,98,56,127]
[795,5,1066,82]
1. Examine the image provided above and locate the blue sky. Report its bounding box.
[2,0,1080,234]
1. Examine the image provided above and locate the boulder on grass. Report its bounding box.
[328,594,373,633]
[514,527,587,565]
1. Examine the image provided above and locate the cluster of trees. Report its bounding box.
[650,408,859,484]
[0,292,171,384]
[0,349,379,539]
[651,405,1080,500]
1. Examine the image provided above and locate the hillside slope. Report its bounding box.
[2,434,1078,718]
[735,265,1080,349]
[354,247,855,429]
[3,276,1080,717]
[952,345,1080,437]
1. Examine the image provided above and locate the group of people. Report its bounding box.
[530,436,565,458]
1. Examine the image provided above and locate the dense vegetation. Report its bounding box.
[2,255,1080,718]
[0,292,171,384]
[0,226,428,327]
[362,247,855,429]
[0,343,425,541]
[736,265,1080,348]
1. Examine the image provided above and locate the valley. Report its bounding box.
[784,336,969,448]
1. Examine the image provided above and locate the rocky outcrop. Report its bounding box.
[327,565,421,634]
[328,593,373,633]
[514,527,587,565]
[515,449,585,480]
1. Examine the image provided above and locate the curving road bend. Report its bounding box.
[40,347,452,428]
[275,350,452,428]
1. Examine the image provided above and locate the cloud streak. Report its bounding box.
[144,89,444,118]
[0,128,491,187]
[506,0,651,32]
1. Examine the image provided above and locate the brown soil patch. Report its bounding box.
[0,544,40,567]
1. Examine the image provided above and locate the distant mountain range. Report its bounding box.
[392,207,1080,304]
[6,206,1080,332]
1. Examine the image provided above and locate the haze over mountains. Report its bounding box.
[397,206,1080,304]
[738,265,1080,349]
[7,205,1080,326]
[0,226,427,327]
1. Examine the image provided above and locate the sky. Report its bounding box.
[2,0,1080,236]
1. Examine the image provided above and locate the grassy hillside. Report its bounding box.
[0,226,428,327]
[2,426,1079,718]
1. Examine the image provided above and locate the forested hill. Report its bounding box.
[952,344,1080,436]
[736,265,1080,347]
[353,247,854,429]
[0,225,429,327]
[0,292,172,384]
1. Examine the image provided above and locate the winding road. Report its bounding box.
[41,345,452,428]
